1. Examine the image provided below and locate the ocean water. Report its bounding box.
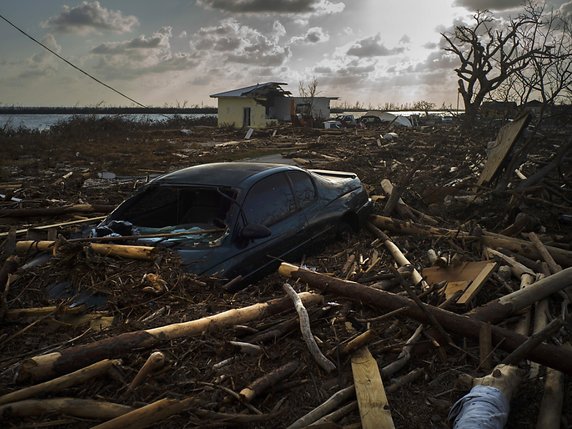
[0,113,215,131]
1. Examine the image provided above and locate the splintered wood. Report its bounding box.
[422,261,497,304]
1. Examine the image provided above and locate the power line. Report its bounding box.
[0,12,149,109]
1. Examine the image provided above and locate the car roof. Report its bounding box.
[153,162,302,188]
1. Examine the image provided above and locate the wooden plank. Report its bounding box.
[423,261,493,284]
[444,280,469,300]
[351,347,395,429]
[476,112,531,187]
[457,262,497,305]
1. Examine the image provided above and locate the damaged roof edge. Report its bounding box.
[210,82,290,98]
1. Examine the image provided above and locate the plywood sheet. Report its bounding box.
[476,112,531,187]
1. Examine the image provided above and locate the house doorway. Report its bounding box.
[243,107,251,127]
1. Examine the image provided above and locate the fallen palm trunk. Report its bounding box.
[92,397,195,429]
[18,292,323,382]
[0,397,132,420]
[370,215,572,267]
[278,263,572,374]
[16,241,156,261]
[0,359,120,406]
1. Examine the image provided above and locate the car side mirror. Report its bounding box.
[240,224,271,239]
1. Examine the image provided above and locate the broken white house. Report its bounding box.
[210,82,337,128]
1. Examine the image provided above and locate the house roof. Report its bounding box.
[210,82,291,98]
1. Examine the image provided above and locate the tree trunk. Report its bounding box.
[278,263,572,375]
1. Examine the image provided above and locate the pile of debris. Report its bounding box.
[0,115,571,428]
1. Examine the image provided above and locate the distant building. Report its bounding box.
[523,100,545,117]
[210,82,337,128]
[480,101,518,119]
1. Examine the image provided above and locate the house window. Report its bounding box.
[243,107,251,127]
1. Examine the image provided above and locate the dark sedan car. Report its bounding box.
[97,162,372,287]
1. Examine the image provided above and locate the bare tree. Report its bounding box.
[442,8,548,120]
[298,77,320,120]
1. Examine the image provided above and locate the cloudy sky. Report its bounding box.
[1,0,570,108]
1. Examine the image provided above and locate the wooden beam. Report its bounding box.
[351,347,395,429]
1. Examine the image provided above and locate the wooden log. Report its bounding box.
[16,241,156,261]
[283,283,335,372]
[536,366,565,429]
[351,347,395,428]
[339,330,376,356]
[479,323,493,371]
[91,397,195,429]
[467,268,572,323]
[18,292,323,382]
[0,359,121,406]
[370,215,572,267]
[278,263,572,374]
[239,361,299,402]
[366,222,428,289]
[128,352,165,391]
[502,318,564,365]
[0,216,106,238]
[5,305,85,321]
[529,232,563,274]
[485,247,535,278]
[287,385,355,429]
[0,255,19,293]
[0,397,132,420]
[0,204,114,218]
[381,324,423,378]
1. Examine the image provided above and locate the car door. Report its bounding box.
[230,172,308,281]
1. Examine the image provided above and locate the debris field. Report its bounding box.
[0,115,571,428]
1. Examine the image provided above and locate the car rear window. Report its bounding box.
[288,171,316,209]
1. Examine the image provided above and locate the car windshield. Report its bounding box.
[105,185,236,246]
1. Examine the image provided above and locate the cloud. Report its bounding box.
[347,34,405,57]
[399,34,411,44]
[42,1,138,34]
[91,27,171,55]
[19,34,62,78]
[559,0,572,19]
[423,42,438,49]
[191,19,291,67]
[290,27,329,44]
[196,0,345,16]
[453,0,524,11]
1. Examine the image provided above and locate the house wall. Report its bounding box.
[217,97,275,128]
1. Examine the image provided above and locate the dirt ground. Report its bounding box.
[0,115,571,428]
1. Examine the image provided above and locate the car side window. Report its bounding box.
[243,173,296,226]
[288,171,316,209]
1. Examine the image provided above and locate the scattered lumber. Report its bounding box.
[468,267,572,323]
[0,397,132,420]
[91,397,195,429]
[0,359,121,406]
[370,215,572,267]
[278,263,572,374]
[17,292,323,381]
[16,240,157,261]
